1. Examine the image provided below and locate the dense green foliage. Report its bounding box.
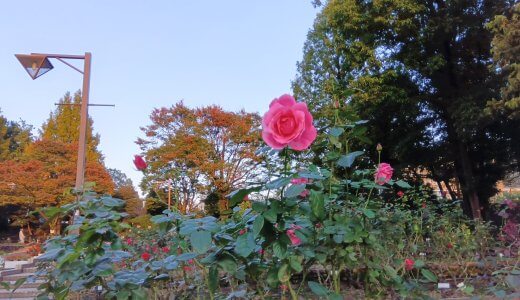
[293,0,519,219]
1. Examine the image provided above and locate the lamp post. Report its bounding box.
[15,53,91,192]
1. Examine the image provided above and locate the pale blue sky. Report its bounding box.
[0,1,317,192]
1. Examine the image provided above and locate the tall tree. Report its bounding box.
[137,102,263,215]
[0,111,32,161]
[293,0,518,219]
[487,2,520,119]
[41,91,102,162]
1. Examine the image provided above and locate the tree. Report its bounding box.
[108,168,143,217]
[293,0,518,219]
[487,2,520,119]
[0,111,32,161]
[137,102,263,215]
[41,91,102,162]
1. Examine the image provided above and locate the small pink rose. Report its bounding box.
[374,163,393,185]
[262,94,317,151]
[287,229,302,246]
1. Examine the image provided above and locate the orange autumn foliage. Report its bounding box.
[0,140,114,210]
[137,102,263,214]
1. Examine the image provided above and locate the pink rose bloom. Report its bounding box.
[262,94,317,151]
[374,163,393,185]
[299,189,310,197]
[286,229,301,246]
[133,155,147,171]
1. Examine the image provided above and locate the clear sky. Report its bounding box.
[0,1,318,193]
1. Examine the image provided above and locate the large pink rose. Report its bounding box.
[262,94,317,151]
[374,163,393,185]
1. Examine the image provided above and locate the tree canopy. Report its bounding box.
[293,0,519,219]
[137,102,263,215]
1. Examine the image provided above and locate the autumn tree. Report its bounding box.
[0,111,32,161]
[41,91,102,162]
[293,0,518,219]
[108,168,143,217]
[137,102,263,215]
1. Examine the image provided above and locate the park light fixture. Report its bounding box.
[15,52,92,192]
[15,54,54,80]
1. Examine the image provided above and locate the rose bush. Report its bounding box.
[31,94,516,299]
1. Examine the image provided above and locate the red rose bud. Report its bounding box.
[239,229,247,235]
[422,202,427,208]
[405,258,414,271]
[447,243,453,249]
[397,191,404,197]
[133,155,147,171]
[258,248,264,255]
[141,252,151,261]
[162,246,170,253]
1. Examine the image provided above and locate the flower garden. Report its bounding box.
[1,94,515,299]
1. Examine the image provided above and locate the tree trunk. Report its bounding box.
[455,141,482,219]
[443,179,457,201]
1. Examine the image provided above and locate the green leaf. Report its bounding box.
[421,269,438,282]
[175,253,198,261]
[101,197,123,207]
[277,263,290,282]
[208,266,218,294]
[298,170,324,180]
[285,184,306,198]
[217,257,237,274]
[227,187,260,206]
[414,259,425,269]
[266,267,280,287]
[329,127,344,137]
[190,230,212,254]
[272,241,287,259]
[263,209,277,223]
[308,281,329,297]
[328,294,343,300]
[289,256,303,273]
[310,190,325,220]
[395,180,412,189]
[252,215,264,237]
[234,233,256,257]
[362,208,375,219]
[265,177,291,189]
[384,265,399,281]
[131,288,147,300]
[337,151,364,168]
[0,282,9,290]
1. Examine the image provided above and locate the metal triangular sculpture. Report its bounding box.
[15,54,54,80]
